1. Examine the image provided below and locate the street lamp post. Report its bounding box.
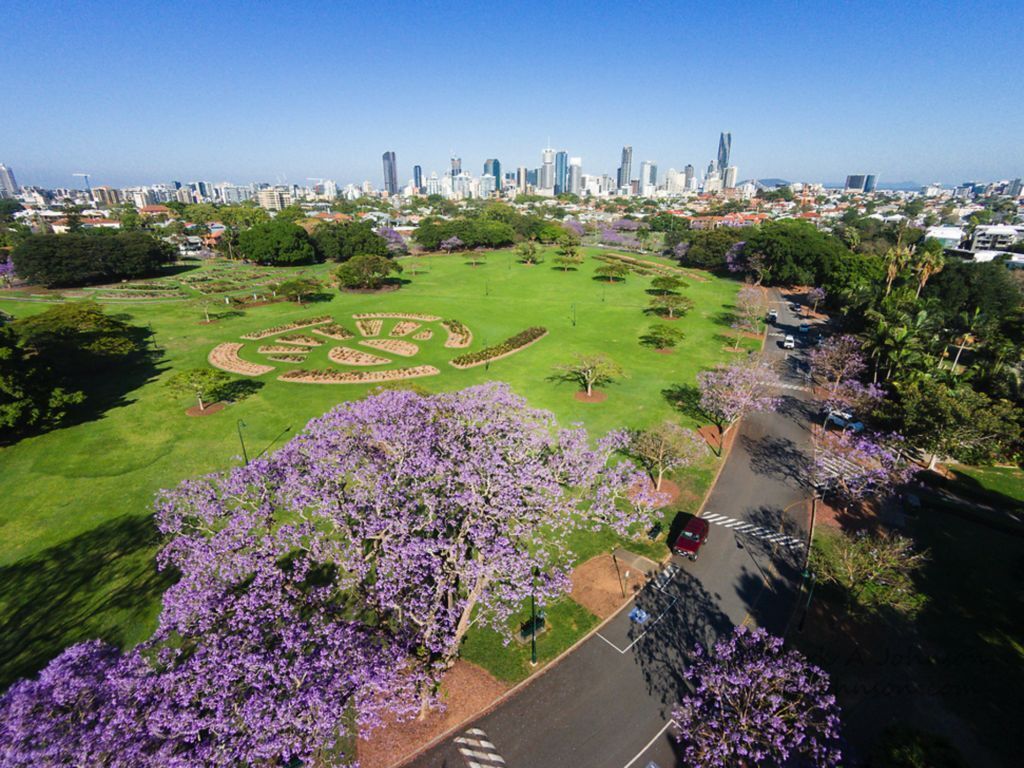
[571,302,576,327]
[236,419,249,466]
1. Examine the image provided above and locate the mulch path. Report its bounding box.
[357,661,510,768]
[185,402,225,417]
[629,478,681,508]
[655,348,674,354]
[574,390,607,403]
[569,554,648,619]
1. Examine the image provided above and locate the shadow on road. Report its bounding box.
[740,433,812,490]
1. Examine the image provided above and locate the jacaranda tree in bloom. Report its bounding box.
[156,383,658,715]
[812,429,914,505]
[673,626,842,768]
[696,357,781,443]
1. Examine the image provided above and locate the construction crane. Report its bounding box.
[72,173,92,193]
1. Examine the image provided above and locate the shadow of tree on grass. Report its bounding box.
[0,515,173,690]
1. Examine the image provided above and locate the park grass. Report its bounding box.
[948,465,1024,505]
[0,248,754,687]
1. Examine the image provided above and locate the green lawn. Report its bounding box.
[949,465,1024,505]
[0,249,754,687]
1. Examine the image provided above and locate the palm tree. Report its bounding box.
[913,247,945,298]
[883,243,915,296]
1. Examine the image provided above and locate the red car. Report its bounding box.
[672,515,710,561]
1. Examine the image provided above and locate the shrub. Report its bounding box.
[450,327,547,367]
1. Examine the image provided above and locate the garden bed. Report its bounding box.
[412,329,433,341]
[276,333,323,347]
[360,339,418,357]
[450,328,548,369]
[311,323,354,340]
[328,346,392,366]
[240,316,331,340]
[353,312,441,322]
[442,319,473,348]
[356,318,383,337]
[208,343,274,376]
[278,365,440,384]
[257,345,309,354]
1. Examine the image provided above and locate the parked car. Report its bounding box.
[826,409,864,433]
[782,334,795,349]
[672,515,710,561]
[790,302,802,313]
[767,309,779,323]
[799,323,810,334]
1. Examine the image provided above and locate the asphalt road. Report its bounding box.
[408,290,819,768]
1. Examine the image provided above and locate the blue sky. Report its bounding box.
[2,1,1021,188]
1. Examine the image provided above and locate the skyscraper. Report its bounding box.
[0,164,17,197]
[554,151,568,195]
[540,148,555,190]
[845,174,867,192]
[382,151,398,196]
[864,174,878,193]
[568,157,582,196]
[517,167,528,192]
[484,158,502,189]
[716,132,731,173]
[639,160,657,194]
[413,165,423,192]
[724,166,738,189]
[450,156,461,178]
[617,146,633,190]
[684,164,695,190]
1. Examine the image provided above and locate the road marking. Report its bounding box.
[596,595,679,654]
[701,512,804,548]
[622,719,678,768]
[456,728,506,767]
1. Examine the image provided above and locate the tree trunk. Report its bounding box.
[585,378,593,396]
[197,394,205,412]
[656,466,664,491]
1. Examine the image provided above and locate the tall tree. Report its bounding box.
[552,353,626,396]
[696,357,781,441]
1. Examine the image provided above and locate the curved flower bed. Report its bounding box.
[241,316,332,340]
[208,343,275,376]
[312,323,354,340]
[257,345,309,355]
[268,353,307,363]
[442,319,473,348]
[352,312,441,322]
[278,365,440,384]
[277,334,323,347]
[389,321,421,337]
[328,346,392,366]
[450,327,548,369]
[356,319,383,337]
[360,339,418,357]
[412,329,433,341]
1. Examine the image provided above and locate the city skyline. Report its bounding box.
[3,1,1022,187]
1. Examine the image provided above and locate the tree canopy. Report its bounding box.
[237,220,316,265]
[12,233,174,287]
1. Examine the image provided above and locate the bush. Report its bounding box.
[12,232,174,287]
[237,220,317,265]
[335,254,402,290]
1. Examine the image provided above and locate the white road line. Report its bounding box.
[596,596,679,655]
[701,513,805,549]
[622,719,679,768]
[456,729,506,768]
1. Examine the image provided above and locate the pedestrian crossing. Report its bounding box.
[456,728,506,767]
[701,512,805,549]
[773,381,812,393]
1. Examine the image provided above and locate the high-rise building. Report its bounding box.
[257,188,290,211]
[479,174,496,198]
[639,160,657,195]
[568,157,582,195]
[724,166,738,189]
[717,132,731,174]
[1008,178,1023,197]
[382,151,398,196]
[0,164,19,197]
[617,145,633,190]
[845,175,868,192]
[684,164,695,190]
[526,168,539,187]
[540,148,555,190]
[483,158,501,189]
[413,165,423,192]
[450,156,461,178]
[91,186,122,207]
[425,172,442,196]
[554,151,568,195]
[864,174,878,193]
[516,166,528,192]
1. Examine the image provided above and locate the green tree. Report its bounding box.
[237,220,316,265]
[312,220,387,262]
[273,204,307,224]
[595,263,629,282]
[165,368,234,412]
[640,323,685,350]
[742,220,852,286]
[552,353,626,396]
[649,293,694,319]
[515,241,541,264]
[335,254,402,290]
[275,277,322,305]
[0,325,84,439]
[11,233,174,287]
[650,275,687,294]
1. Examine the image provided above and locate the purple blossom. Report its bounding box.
[808,286,827,309]
[562,219,585,237]
[813,430,914,503]
[671,241,691,260]
[823,379,885,417]
[696,357,781,435]
[376,226,408,254]
[600,227,638,249]
[440,235,464,253]
[0,258,14,284]
[724,240,747,272]
[612,218,640,231]
[809,335,866,393]
[673,626,842,768]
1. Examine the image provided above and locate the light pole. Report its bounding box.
[571,302,576,327]
[798,569,817,632]
[236,419,249,466]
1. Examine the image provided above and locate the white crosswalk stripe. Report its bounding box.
[702,512,805,549]
[456,728,507,767]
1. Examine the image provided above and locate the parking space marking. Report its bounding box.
[701,512,804,549]
[596,595,679,654]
